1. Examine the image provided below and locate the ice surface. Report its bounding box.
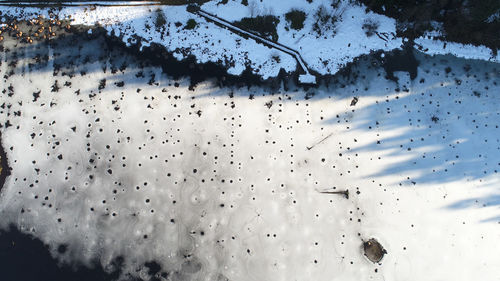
[0,27,499,280]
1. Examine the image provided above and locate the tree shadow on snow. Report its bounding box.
[318,52,500,222]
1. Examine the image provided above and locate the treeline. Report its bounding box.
[360,0,500,51]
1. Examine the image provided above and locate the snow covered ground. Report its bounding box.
[0,0,497,80]
[0,21,499,280]
[415,36,500,64]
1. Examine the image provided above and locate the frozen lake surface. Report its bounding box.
[0,24,499,281]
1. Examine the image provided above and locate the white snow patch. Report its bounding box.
[415,37,500,63]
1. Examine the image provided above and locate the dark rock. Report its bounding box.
[363,238,387,263]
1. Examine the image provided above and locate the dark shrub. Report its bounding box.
[233,15,280,41]
[158,0,211,4]
[155,9,167,30]
[98,79,106,90]
[312,5,341,37]
[51,80,60,92]
[362,18,379,37]
[185,19,197,30]
[285,9,306,30]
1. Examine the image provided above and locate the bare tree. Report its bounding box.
[248,0,258,17]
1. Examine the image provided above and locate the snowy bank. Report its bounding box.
[0,0,403,79]
[2,1,499,80]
